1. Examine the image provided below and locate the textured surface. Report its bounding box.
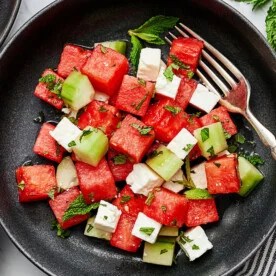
[0,0,276,276]
[0,0,21,46]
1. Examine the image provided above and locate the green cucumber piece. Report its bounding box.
[143,236,176,266]
[94,40,127,54]
[146,145,183,181]
[193,122,228,158]
[61,71,94,111]
[159,226,179,237]
[73,127,108,167]
[238,156,264,197]
[84,217,111,240]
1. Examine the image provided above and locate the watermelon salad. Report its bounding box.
[15,16,265,266]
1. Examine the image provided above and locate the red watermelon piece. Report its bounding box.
[49,187,89,229]
[16,165,57,202]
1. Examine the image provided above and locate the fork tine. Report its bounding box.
[179,23,243,79]
[200,61,230,95]
[165,36,172,44]
[175,25,237,87]
[196,69,222,98]
[168,32,177,40]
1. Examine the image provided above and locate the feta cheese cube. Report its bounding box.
[163,169,184,193]
[132,212,162,244]
[155,67,181,100]
[189,84,220,113]
[126,164,164,196]
[176,226,213,261]
[94,91,110,103]
[137,48,161,82]
[167,128,198,159]
[50,117,82,152]
[94,200,122,233]
[190,162,207,189]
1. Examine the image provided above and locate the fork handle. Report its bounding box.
[245,109,276,160]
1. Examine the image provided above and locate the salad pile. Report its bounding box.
[15,16,264,266]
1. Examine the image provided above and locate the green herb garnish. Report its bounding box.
[130,123,152,135]
[17,181,25,191]
[163,105,181,116]
[160,249,168,254]
[185,188,212,199]
[87,224,93,233]
[163,63,179,81]
[51,220,70,239]
[192,244,200,250]
[112,154,127,165]
[148,150,163,159]
[207,146,216,157]
[138,78,146,86]
[183,144,193,152]
[266,1,276,50]
[169,54,190,69]
[99,106,108,112]
[120,195,132,204]
[62,195,99,222]
[239,152,265,166]
[39,74,63,96]
[235,133,246,144]
[79,129,93,142]
[132,93,148,111]
[145,192,155,206]
[68,140,76,147]
[213,162,221,168]
[200,128,210,142]
[139,227,155,236]
[48,188,56,200]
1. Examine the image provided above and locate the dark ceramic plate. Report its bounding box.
[0,0,21,47]
[0,0,275,275]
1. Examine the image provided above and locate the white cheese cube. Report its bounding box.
[155,67,181,100]
[126,164,164,196]
[159,60,167,71]
[94,200,122,233]
[190,162,207,189]
[137,48,161,82]
[163,169,184,193]
[50,117,82,152]
[167,128,198,159]
[176,226,213,261]
[132,212,162,244]
[189,84,220,113]
[94,91,110,103]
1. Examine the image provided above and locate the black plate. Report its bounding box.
[0,0,276,275]
[0,0,21,47]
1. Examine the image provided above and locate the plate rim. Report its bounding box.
[0,0,275,275]
[0,0,22,48]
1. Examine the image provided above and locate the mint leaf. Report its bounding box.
[130,123,152,135]
[163,105,181,115]
[235,0,271,10]
[235,133,246,144]
[112,154,127,165]
[266,0,276,50]
[163,63,179,81]
[169,54,190,69]
[120,195,132,204]
[200,128,210,142]
[129,35,143,70]
[62,195,99,221]
[139,227,155,236]
[51,220,70,239]
[128,15,179,39]
[185,188,212,199]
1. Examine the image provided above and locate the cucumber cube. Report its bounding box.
[72,127,108,167]
[61,71,94,111]
[159,226,179,237]
[143,236,176,266]
[146,145,184,181]
[84,217,112,240]
[94,40,127,55]
[193,122,228,159]
[238,156,264,197]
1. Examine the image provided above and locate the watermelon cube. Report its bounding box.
[107,149,134,182]
[185,198,219,227]
[49,187,89,229]
[112,185,146,217]
[142,98,187,143]
[34,69,64,109]
[115,75,154,117]
[33,122,65,163]
[77,100,120,137]
[175,77,197,110]
[199,106,238,136]
[57,44,92,78]
[143,187,188,227]
[167,37,204,78]
[110,114,155,163]
[81,45,129,96]
[110,214,142,252]
[16,165,57,202]
[75,159,117,204]
[205,154,240,194]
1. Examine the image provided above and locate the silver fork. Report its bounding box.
[165,23,276,160]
